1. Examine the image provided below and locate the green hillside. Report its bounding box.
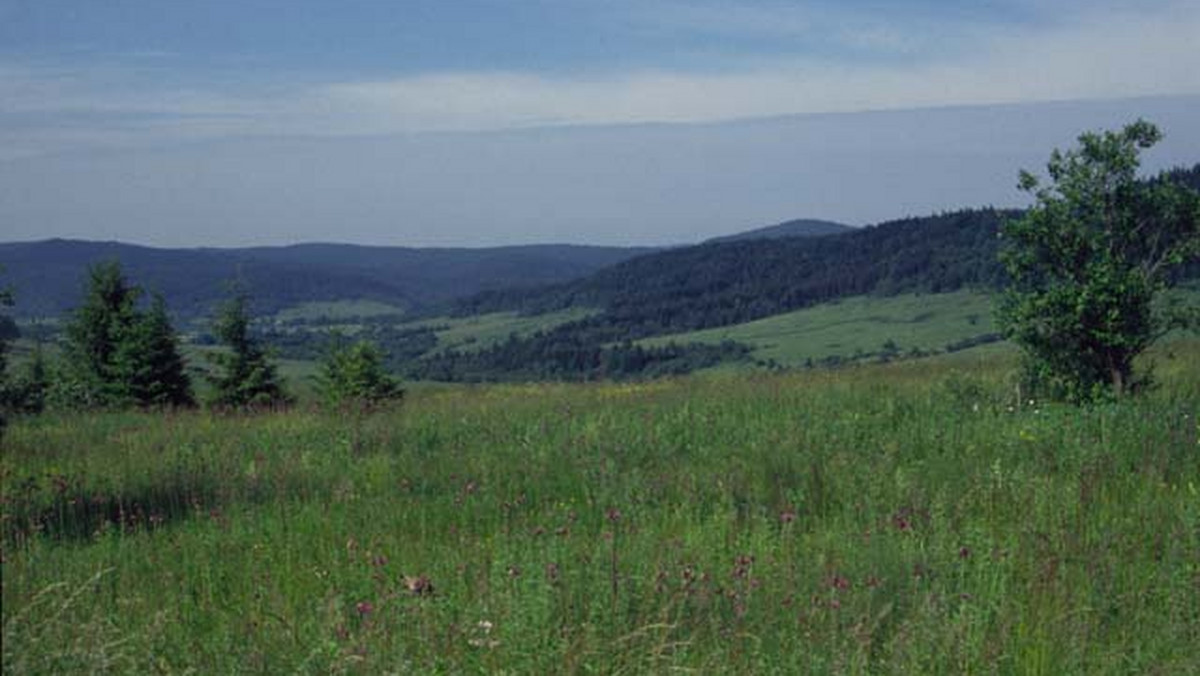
[0,240,654,319]
[641,290,1000,366]
[419,307,599,355]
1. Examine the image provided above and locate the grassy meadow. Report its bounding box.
[417,308,599,356]
[2,343,1199,673]
[640,291,1002,367]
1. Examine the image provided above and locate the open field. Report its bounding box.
[3,341,1199,673]
[271,300,408,324]
[641,291,1000,366]
[416,307,599,355]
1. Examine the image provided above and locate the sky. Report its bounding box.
[1,0,1199,247]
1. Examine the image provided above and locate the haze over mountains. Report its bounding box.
[5,160,1198,329]
[0,240,655,319]
[0,216,859,319]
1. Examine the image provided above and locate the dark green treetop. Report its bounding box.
[58,261,194,408]
[114,293,195,408]
[314,336,403,408]
[206,290,291,409]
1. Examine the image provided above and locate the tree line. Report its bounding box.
[0,261,403,433]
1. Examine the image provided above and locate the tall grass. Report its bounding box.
[3,343,1198,673]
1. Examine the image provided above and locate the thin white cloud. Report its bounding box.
[2,1,1198,161]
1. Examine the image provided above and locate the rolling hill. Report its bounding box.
[0,218,852,321]
[0,240,656,320]
[705,218,854,243]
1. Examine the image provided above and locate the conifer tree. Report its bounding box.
[115,293,195,407]
[206,290,290,408]
[57,261,193,409]
[314,336,403,408]
[59,261,142,407]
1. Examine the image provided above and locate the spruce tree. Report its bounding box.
[59,261,142,407]
[58,261,194,409]
[206,290,290,409]
[314,337,403,408]
[115,294,195,408]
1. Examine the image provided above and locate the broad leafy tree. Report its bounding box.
[206,290,290,408]
[998,120,1200,401]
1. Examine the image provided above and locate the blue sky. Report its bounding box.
[1,0,1198,245]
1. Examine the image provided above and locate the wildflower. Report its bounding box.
[731,554,754,579]
[356,601,374,616]
[507,565,522,579]
[403,574,435,596]
[605,507,622,523]
[829,574,851,591]
[681,565,697,586]
[959,546,971,559]
[468,620,500,649]
[779,510,797,524]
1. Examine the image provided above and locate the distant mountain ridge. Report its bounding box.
[0,217,855,320]
[5,160,1196,328]
[705,218,853,243]
[0,239,657,319]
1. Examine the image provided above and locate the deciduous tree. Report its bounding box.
[998,120,1200,401]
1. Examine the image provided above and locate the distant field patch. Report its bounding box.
[417,307,598,354]
[642,290,1000,365]
[273,299,407,322]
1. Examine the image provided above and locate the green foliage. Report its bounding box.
[57,261,140,407]
[3,345,50,416]
[0,271,12,435]
[999,121,1200,402]
[114,294,195,408]
[313,337,404,407]
[205,290,291,409]
[53,261,193,409]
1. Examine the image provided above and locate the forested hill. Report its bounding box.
[453,163,1200,337]
[705,218,854,243]
[0,240,656,319]
[453,208,1014,331]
